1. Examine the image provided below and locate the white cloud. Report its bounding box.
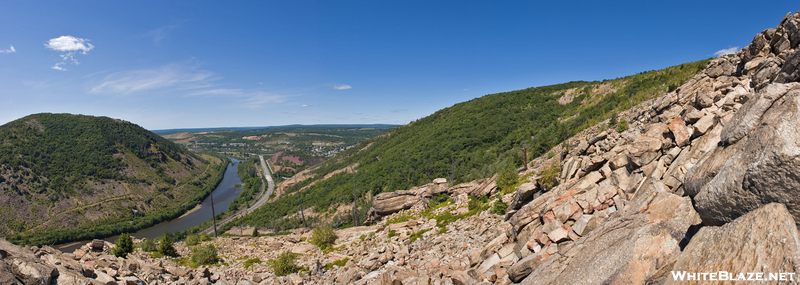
[52,63,67,71]
[45,36,94,71]
[91,63,214,94]
[0,45,15,53]
[333,84,352,90]
[45,36,94,53]
[714,46,739,57]
[301,104,308,107]
[462,88,470,91]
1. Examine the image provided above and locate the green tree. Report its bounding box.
[158,234,178,257]
[111,233,133,258]
[252,227,259,237]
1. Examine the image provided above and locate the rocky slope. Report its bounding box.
[3,11,800,285]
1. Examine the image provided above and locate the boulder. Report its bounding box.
[371,190,423,216]
[91,240,105,251]
[691,113,716,137]
[0,260,21,285]
[667,203,800,284]
[720,83,800,145]
[627,135,662,169]
[775,49,800,83]
[685,84,800,226]
[705,57,737,78]
[667,117,690,147]
[508,182,539,210]
[518,178,701,285]
[507,251,550,283]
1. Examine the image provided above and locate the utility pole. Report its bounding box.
[522,145,528,171]
[210,191,218,238]
[353,168,359,227]
[297,191,307,228]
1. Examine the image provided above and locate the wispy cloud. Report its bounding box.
[187,88,243,96]
[462,88,470,91]
[243,92,289,109]
[90,63,214,94]
[0,45,15,53]
[714,46,739,57]
[301,104,309,107]
[188,87,290,109]
[333,84,352,90]
[143,24,179,44]
[45,36,94,71]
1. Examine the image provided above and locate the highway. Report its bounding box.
[201,154,275,235]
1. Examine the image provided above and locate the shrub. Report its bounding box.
[268,252,303,276]
[609,112,618,126]
[158,235,178,257]
[253,227,259,237]
[139,238,157,252]
[496,164,519,193]
[539,163,561,190]
[309,224,337,251]
[387,230,397,238]
[191,244,219,266]
[111,233,133,258]
[491,198,508,215]
[185,234,201,247]
[428,193,450,209]
[468,195,489,211]
[616,118,628,133]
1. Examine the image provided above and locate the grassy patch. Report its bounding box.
[409,229,431,243]
[243,257,262,270]
[324,257,350,270]
[386,214,412,225]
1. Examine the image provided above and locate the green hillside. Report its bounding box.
[231,59,710,231]
[0,113,226,245]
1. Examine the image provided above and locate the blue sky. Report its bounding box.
[0,1,797,130]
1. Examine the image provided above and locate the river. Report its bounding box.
[56,157,244,253]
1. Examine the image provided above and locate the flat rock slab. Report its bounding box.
[667,203,800,284]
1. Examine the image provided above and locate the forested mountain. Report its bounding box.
[0,113,226,245]
[231,59,711,230]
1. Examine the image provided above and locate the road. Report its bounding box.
[201,155,274,235]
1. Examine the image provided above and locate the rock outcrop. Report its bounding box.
[667,203,800,284]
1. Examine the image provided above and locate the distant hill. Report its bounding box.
[0,113,227,245]
[232,59,711,230]
[151,124,401,136]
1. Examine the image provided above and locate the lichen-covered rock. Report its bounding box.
[685,84,800,226]
[667,203,800,284]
